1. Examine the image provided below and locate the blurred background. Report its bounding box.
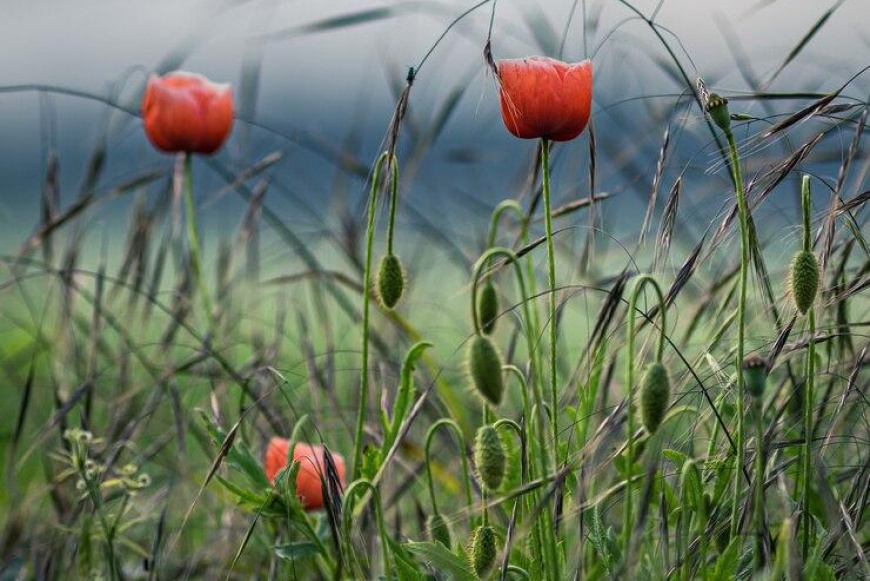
[1,0,868,248]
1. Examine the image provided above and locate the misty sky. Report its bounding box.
[1,0,868,241]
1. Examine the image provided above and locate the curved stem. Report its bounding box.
[487,200,525,250]
[424,419,474,527]
[540,139,559,449]
[352,152,390,479]
[343,479,392,576]
[493,418,526,484]
[622,274,667,550]
[725,129,749,542]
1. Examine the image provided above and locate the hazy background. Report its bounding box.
[1,0,868,252]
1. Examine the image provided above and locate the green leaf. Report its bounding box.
[404,541,477,581]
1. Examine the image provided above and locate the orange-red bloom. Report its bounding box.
[264,438,347,511]
[142,72,234,155]
[498,57,593,142]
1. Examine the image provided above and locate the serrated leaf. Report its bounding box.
[404,541,477,581]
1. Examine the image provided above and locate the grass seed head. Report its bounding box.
[469,524,497,578]
[377,254,405,309]
[474,425,506,491]
[427,513,452,549]
[468,335,504,406]
[789,250,819,314]
[640,362,670,434]
[478,281,499,335]
[742,354,767,399]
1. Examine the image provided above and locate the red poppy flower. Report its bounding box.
[498,57,593,142]
[264,438,347,511]
[142,72,234,155]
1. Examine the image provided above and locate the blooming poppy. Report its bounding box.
[142,71,234,155]
[264,438,347,511]
[498,56,592,142]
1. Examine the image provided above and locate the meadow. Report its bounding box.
[0,1,868,579]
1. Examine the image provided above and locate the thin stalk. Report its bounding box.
[342,480,393,576]
[725,129,750,542]
[352,152,390,479]
[622,275,667,550]
[181,153,214,321]
[386,160,400,256]
[540,139,559,448]
[753,398,766,570]
[425,419,474,531]
[800,174,816,556]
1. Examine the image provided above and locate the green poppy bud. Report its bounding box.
[640,362,670,434]
[478,281,499,335]
[789,250,819,315]
[468,335,504,406]
[470,525,497,578]
[377,254,404,309]
[474,425,506,491]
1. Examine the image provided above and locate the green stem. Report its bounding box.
[800,174,815,556]
[725,129,749,543]
[754,399,766,570]
[343,479,393,576]
[622,274,667,550]
[540,139,559,449]
[352,152,390,479]
[386,160,399,256]
[425,419,474,530]
[182,153,214,321]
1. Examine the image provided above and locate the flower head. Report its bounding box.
[142,72,234,155]
[265,438,347,511]
[498,56,593,142]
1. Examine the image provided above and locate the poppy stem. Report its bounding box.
[352,152,390,480]
[539,139,559,451]
[181,153,214,323]
[800,175,815,556]
[424,419,475,531]
[386,160,399,256]
[753,397,766,570]
[724,128,749,544]
[622,275,667,551]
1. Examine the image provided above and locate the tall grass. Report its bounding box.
[1,1,868,580]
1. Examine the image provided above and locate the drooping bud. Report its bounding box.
[478,281,499,335]
[742,355,767,399]
[467,335,504,406]
[640,362,670,434]
[474,425,506,491]
[789,250,819,315]
[427,513,452,549]
[469,525,497,578]
[376,254,404,309]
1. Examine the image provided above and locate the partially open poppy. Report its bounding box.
[498,57,593,142]
[264,438,347,511]
[142,72,234,155]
